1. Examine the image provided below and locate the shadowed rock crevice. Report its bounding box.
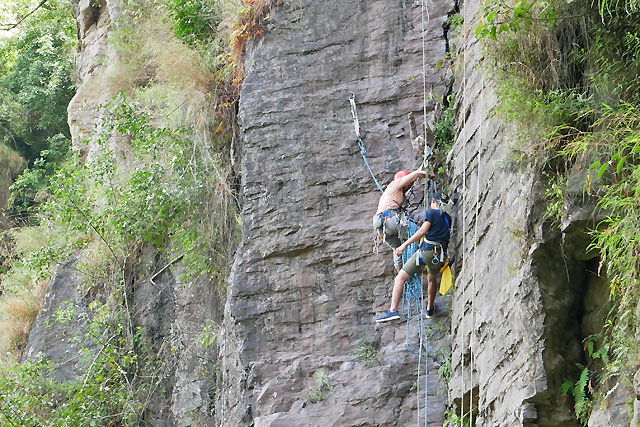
[529,232,586,426]
[529,215,610,425]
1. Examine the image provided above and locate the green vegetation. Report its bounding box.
[352,340,379,367]
[307,371,332,403]
[167,0,223,46]
[428,91,456,188]
[432,93,456,172]
[477,0,640,422]
[199,323,218,348]
[443,409,472,427]
[0,302,166,426]
[0,0,75,215]
[562,363,592,424]
[0,0,75,164]
[438,356,452,386]
[9,133,71,214]
[0,0,277,423]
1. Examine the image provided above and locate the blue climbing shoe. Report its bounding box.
[425,303,435,319]
[376,310,400,323]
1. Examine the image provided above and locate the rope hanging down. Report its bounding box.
[419,1,431,421]
[349,93,384,193]
[400,177,435,356]
[401,218,424,355]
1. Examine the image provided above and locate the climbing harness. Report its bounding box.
[349,93,384,193]
[372,208,409,254]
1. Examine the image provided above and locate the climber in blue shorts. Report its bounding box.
[376,191,451,323]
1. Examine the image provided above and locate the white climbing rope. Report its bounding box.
[422,0,430,142]
[469,59,484,427]
[349,93,385,193]
[460,0,468,423]
[417,1,431,426]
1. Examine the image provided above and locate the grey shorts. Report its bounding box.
[402,249,444,276]
[373,211,408,270]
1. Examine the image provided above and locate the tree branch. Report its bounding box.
[1,0,49,31]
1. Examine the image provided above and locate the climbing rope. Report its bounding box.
[417,1,432,425]
[349,93,384,193]
[456,0,484,421]
[460,0,469,423]
[349,2,437,422]
[400,174,436,354]
[401,218,423,355]
[468,52,484,427]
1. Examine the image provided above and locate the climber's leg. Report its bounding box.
[389,269,411,312]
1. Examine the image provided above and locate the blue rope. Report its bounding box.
[425,336,429,426]
[357,137,384,193]
[430,178,434,204]
[400,219,430,427]
[401,219,423,354]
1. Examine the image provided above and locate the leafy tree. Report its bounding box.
[167,0,222,45]
[9,133,70,213]
[0,0,75,165]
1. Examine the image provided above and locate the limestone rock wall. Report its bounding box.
[21,257,91,378]
[218,1,455,425]
[67,0,120,160]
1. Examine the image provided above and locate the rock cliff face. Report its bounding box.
[67,0,120,160]
[218,1,454,425]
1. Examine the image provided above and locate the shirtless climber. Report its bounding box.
[372,169,428,271]
[376,190,451,323]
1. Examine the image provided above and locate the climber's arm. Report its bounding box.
[394,169,426,189]
[394,220,431,257]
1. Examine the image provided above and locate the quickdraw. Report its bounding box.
[372,229,382,253]
[349,93,384,193]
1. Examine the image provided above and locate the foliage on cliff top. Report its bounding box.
[228,0,279,79]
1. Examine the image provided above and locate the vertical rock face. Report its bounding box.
[67,0,120,159]
[21,257,91,379]
[27,0,627,424]
[219,1,454,425]
[446,2,612,426]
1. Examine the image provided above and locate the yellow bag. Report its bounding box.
[439,258,453,295]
